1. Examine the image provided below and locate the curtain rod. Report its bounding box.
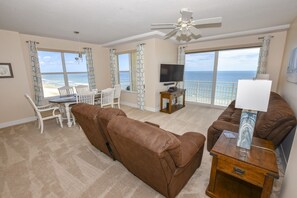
[26,41,40,44]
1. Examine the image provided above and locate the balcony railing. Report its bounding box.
[184,80,238,106]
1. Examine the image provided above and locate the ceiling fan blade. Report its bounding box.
[151,23,176,26]
[164,29,178,39]
[180,8,193,21]
[188,26,201,36]
[151,26,176,30]
[192,17,222,27]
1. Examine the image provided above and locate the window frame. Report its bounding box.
[38,49,88,98]
[184,45,261,107]
[117,50,137,93]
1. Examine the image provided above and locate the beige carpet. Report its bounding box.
[0,104,284,198]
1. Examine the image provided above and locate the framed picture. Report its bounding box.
[0,63,14,78]
[287,47,297,83]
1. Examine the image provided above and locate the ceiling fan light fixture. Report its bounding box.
[151,8,222,43]
[74,31,83,63]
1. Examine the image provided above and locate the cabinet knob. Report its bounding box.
[233,167,245,175]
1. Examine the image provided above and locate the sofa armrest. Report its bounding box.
[207,120,239,151]
[175,132,205,168]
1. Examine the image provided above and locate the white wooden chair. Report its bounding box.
[25,94,63,133]
[76,91,95,105]
[58,86,75,96]
[100,88,115,108]
[113,84,121,108]
[75,85,89,95]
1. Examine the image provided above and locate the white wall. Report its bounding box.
[0,30,109,127]
[184,31,287,92]
[278,16,297,198]
[0,30,34,126]
[112,38,177,111]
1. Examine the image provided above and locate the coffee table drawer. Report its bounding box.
[217,156,265,187]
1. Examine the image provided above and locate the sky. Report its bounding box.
[38,51,87,73]
[185,47,260,71]
[118,53,130,71]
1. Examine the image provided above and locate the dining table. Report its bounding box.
[48,91,102,127]
[48,95,77,127]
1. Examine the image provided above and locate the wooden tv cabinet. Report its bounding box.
[160,88,185,114]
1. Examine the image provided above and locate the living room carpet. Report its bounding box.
[0,104,284,198]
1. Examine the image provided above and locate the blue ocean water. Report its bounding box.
[42,73,88,87]
[184,71,256,82]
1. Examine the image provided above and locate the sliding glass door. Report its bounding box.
[184,47,260,107]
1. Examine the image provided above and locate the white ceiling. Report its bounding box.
[0,0,297,45]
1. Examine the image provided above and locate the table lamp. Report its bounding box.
[235,79,272,150]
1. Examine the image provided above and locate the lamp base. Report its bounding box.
[237,109,257,150]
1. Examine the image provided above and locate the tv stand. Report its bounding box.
[160,89,186,114]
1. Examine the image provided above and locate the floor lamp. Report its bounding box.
[235,79,272,150]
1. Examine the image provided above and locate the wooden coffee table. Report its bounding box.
[206,131,279,198]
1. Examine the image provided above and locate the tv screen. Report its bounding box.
[160,64,184,82]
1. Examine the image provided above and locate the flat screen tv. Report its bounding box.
[160,64,184,82]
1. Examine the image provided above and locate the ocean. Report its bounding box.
[184,71,256,82]
[42,71,256,88]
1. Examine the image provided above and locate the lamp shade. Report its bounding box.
[235,80,272,112]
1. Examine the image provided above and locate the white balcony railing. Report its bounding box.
[184,80,238,106]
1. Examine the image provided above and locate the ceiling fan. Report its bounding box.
[151,8,222,42]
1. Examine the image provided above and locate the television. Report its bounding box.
[160,64,184,82]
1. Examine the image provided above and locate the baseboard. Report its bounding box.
[0,116,37,129]
[144,106,159,112]
[121,101,158,112]
[120,101,138,108]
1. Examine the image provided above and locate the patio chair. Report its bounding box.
[100,88,115,108]
[25,94,63,133]
[58,86,75,96]
[113,84,121,108]
[75,85,90,94]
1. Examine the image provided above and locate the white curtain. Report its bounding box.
[27,41,44,106]
[136,44,145,110]
[178,46,186,89]
[256,35,273,78]
[83,48,96,90]
[109,49,118,87]
[178,46,186,65]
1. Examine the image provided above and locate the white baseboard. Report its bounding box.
[144,106,159,112]
[121,101,138,108]
[121,101,158,112]
[0,116,37,129]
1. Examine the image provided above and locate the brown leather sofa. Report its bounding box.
[72,103,205,198]
[107,116,205,198]
[207,92,297,151]
[71,103,127,160]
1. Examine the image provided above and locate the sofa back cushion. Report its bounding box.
[107,116,181,194]
[71,103,112,158]
[255,92,296,145]
[97,108,127,160]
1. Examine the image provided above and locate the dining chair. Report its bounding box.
[58,86,75,96]
[76,91,95,105]
[25,94,63,134]
[75,85,90,95]
[113,84,121,108]
[100,88,115,108]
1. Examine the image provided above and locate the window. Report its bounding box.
[38,50,88,97]
[184,47,260,106]
[117,51,136,92]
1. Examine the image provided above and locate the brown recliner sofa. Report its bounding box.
[71,103,127,160]
[107,116,205,198]
[72,103,205,198]
[207,92,297,151]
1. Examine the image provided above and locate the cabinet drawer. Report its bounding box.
[217,157,265,187]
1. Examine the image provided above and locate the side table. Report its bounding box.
[206,131,279,198]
